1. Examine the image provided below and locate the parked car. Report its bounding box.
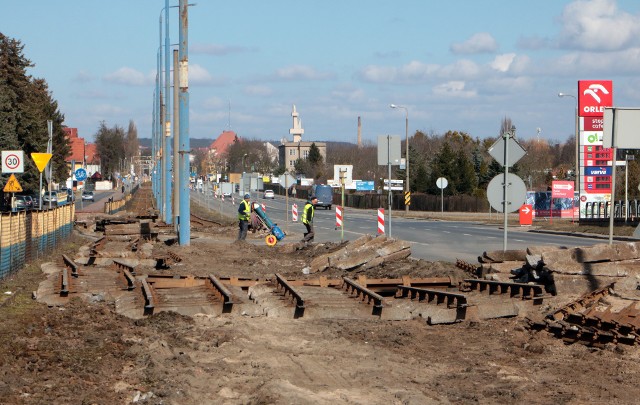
[263,189,275,199]
[30,194,41,209]
[42,191,66,206]
[81,190,94,202]
[14,195,33,211]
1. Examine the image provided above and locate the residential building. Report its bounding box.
[278,105,326,172]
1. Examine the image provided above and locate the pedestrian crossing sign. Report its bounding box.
[3,174,23,192]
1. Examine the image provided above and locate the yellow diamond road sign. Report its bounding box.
[3,174,23,192]
[31,153,52,173]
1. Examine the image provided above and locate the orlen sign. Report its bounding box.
[578,80,613,117]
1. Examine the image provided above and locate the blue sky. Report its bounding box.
[3,0,640,144]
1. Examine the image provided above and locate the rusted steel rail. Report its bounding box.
[208,274,234,312]
[461,279,544,301]
[90,236,106,256]
[455,259,480,277]
[112,260,137,291]
[550,283,614,321]
[342,277,384,315]
[62,254,79,278]
[275,273,305,314]
[140,278,155,315]
[60,267,69,297]
[396,286,468,308]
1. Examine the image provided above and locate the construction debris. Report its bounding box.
[309,235,411,273]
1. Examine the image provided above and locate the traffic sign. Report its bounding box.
[404,191,411,206]
[75,168,87,181]
[2,151,24,173]
[488,136,526,168]
[551,181,574,199]
[436,177,448,189]
[487,173,527,213]
[31,153,52,173]
[519,204,533,226]
[3,174,23,192]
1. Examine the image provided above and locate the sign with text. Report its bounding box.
[578,80,613,117]
[551,181,575,199]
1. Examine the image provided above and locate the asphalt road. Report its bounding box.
[194,191,610,263]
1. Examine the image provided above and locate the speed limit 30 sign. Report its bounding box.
[2,150,24,173]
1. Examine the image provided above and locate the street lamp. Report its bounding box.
[558,93,579,191]
[390,104,409,213]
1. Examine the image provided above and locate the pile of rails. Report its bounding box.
[458,242,640,346]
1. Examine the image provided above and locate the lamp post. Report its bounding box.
[558,92,579,190]
[390,104,409,213]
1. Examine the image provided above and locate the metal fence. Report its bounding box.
[0,204,75,280]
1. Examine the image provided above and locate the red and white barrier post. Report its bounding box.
[335,205,343,229]
[292,203,298,222]
[377,208,385,235]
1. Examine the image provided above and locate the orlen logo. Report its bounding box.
[578,80,612,117]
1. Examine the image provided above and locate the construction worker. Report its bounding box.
[301,195,317,244]
[237,193,251,240]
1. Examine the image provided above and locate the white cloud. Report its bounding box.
[189,64,216,85]
[244,85,273,96]
[103,67,151,86]
[491,54,516,72]
[273,65,334,81]
[558,0,640,51]
[432,81,477,98]
[450,32,498,54]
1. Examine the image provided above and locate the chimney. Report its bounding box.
[357,116,362,148]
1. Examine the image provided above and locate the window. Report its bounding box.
[303,150,309,158]
[289,149,296,156]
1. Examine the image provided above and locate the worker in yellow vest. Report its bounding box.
[237,193,251,240]
[301,195,317,244]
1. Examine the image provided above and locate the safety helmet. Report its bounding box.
[244,193,250,199]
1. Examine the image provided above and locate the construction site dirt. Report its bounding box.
[2,189,640,405]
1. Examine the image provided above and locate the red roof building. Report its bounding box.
[63,127,99,168]
[208,130,238,157]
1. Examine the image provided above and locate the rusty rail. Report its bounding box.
[60,267,69,296]
[396,286,467,308]
[140,278,155,315]
[342,277,384,315]
[62,254,79,278]
[461,279,544,300]
[275,273,305,312]
[550,283,614,321]
[208,274,234,312]
[455,259,479,277]
[112,260,137,290]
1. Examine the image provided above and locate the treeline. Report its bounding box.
[0,33,69,192]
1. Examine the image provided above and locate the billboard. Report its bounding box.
[578,81,613,117]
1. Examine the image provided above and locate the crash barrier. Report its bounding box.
[0,204,75,280]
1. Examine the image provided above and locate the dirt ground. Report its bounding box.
[1,207,640,405]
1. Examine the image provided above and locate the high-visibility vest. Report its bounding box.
[302,202,314,224]
[238,200,251,221]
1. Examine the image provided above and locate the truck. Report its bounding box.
[218,182,235,198]
[312,184,334,210]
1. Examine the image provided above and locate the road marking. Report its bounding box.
[463,233,472,236]
[442,231,450,234]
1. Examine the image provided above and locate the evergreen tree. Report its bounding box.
[0,33,69,192]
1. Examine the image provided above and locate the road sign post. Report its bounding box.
[519,204,533,226]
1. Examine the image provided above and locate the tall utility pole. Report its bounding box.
[178,0,190,245]
[173,49,180,232]
[163,0,172,225]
